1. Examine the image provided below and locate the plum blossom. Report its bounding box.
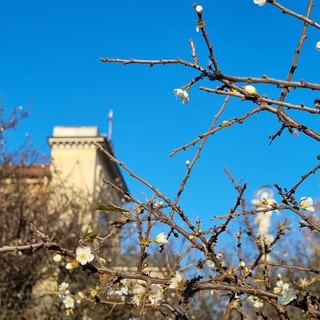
[274,280,290,294]
[278,288,297,305]
[148,284,164,305]
[76,246,94,265]
[169,271,184,289]
[253,0,266,6]
[244,85,259,96]
[76,292,84,304]
[58,282,70,298]
[316,41,320,51]
[299,197,315,213]
[252,187,277,249]
[131,285,146,307]
[195,5,203,14]
[63,295,75,309]
[207,260,215,270]
[66,259,79,270]
[109,279,129,296]
[173,88,189,104]
[247,295,264,308]
[273,278,297,305]
[53,254,63,262]
[207,252,226,270]
[153,200,164,209]
[153,232,168,245]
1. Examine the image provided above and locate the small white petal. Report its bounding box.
[253,0,266,6]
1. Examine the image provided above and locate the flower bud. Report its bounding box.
[244,85,258,97]
[195,5,203,14]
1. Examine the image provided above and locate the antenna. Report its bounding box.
[108,109,113,141]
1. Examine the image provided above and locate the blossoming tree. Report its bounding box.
[1,1,320,319]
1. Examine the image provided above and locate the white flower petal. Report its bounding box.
[253,0,266,6]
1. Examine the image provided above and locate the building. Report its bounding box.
[0,126,128,261]
[48,126,128,262]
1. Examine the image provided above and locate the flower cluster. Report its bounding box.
[53,245,95,271]
[109,279,129,297]
[131,283,164,306]
[274,277,297,305]
[58,282,83,315]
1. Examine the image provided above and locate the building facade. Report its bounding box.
[48,126,128,262]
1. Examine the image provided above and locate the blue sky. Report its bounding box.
[1,0,319,227]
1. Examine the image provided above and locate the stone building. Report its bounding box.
[48,126,128,261]
[1,125,128,260]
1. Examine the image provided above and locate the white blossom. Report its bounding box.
[66,260,78,270]
[59,282,70,294]
[131,285,146,307]
[169,271,184,289]
[148,284,164,305]
[153,200,164,209]
[76,246,94,265]
[253,0,266,6]
[299,197,315,213]
[278,288,296,305]
[173,88,189,104]
[63,295,75,309]
[207,260,215,270]
[252,187,277,246]
[274,280,290,294]
[58,282,70,299]
[244,84,259,96]
[109,279,129,296]
[53,254,63,262]
[248,295,264,308]
[216,252,226,267]
[76,291,84,304]
[316,41,320,51]
[154,232,168,245]
[195,5,203,14]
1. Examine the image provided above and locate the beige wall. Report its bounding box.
[48,126,126,263]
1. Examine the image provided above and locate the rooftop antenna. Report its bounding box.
[108,109,113,141]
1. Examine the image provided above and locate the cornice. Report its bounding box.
[48,136,105,149]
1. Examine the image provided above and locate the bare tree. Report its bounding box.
[1,1,320,319]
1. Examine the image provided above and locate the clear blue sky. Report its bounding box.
[1,0,319,226]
